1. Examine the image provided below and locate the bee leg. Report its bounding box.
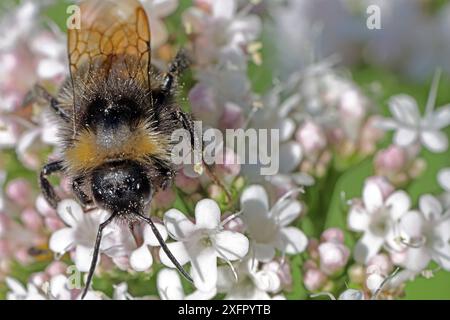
[175,110,233,203]
[81,213,116,300]
[72,176,93,207]
[135,213,193,284]
[31,85,70,122]
[161,49,191,94]
[39,160,63,209]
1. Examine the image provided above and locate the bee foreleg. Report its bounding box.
[39,160,63,209]
[175,110,233,203]
[161,49,191,94]
[72,176,93,207]
[81,213,116,300]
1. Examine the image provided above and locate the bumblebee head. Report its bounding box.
[91,161,152,215]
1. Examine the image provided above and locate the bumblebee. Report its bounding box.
[38,0,199,298]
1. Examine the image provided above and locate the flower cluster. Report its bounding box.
[1,0,450,301]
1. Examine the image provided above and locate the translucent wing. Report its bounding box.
[68,0,151,90]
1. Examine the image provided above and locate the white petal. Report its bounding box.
[5,278,27,295]
[419,194,443,221]
[130,245,153,271]
[164,209,195,241]
[432,105,450,129]
[363,181,383,213]
[278,142,302,174]
[57,199,84,227]
[189,245,218,292]
[241,185,269,215]
[404,247,431,272]
[214,231,249,261]
[421,130,448,153]
[438,168,450,191]
[194,199,221,230]
[394,127,418,147]
[49,228,74,254]
[75,245,96,272]
[399,211,424,240]
[253,243,276,262]
[253,270,281,292]
[276,227,308,255]
[366,273,384,293]
[159,241,190,268]
[143,222,168,246]
[388,95,420,126]
[386,191,411,220]
[354,232,384,263]
[347,207,370,232]
[276,200,302,227]
[157,268,185,300]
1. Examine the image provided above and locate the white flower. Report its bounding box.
[378,71,450,153]
[49,199,135,272]
[129,223,167,272]
[348,180,412,263]
[217,258,285,300]
[6,277,45,300]
[157,268,216,300]
[240,185,308,262]
[397,194,450,272]
[140,0,178,49]
[160,199,249,292]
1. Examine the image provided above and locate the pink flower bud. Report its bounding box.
[375,145,406,173]
[36,195,55,217]
[6,179,32,207]
[175,171,200,194]
[219,102,244,130]
[303,259,318,271]
[215,147,241,177]
[222,215,246,233]
[189,83,219,124]
[303,268,327,291]
[263,260,292,289]
[45,261,67,277]
[339,89,366,120]
[320,228,344,243]
[367,253,393,276]
[365,176,394,199]
[21,208,43,231]
[390,250,407,266]
[15,248,31,264]
[152,189,176,209]
[318,242,350,275]
[295,121,326,155]
[45,216,64,231]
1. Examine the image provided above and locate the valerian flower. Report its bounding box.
[217,258,286,300]
[5,277,45,300]
[348,179,412,263]
[157,268,216,300]
[377,71,450,153]
[397,194,450,272]
[160,199,249,291]
[49,200,135,272]
[240,185,308,262]
[129,223,167,272]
